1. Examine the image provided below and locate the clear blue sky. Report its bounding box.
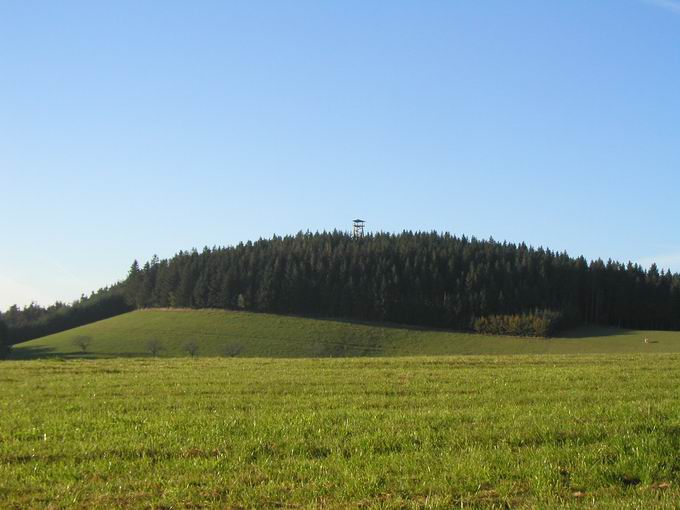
[1,0,679,310]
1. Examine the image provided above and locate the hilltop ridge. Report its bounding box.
[5,231,680,345]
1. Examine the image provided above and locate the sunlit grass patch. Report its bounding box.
[1,355,680,507]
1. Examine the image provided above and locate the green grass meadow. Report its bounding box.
[5,309,680,508]
[2,355,680,508]
[11,309,680,359]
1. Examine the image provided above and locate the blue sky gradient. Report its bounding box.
[1,0,680,309]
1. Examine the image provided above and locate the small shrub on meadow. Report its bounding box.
[72,335,92,353]
[146,339,164,356]
[473,310,567,338]
[184,340,199,358]
[222,343,243,357]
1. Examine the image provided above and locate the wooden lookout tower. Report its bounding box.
[352,219,365,238]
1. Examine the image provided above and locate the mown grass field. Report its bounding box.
[1,355,680,508]
[11,309,680,359]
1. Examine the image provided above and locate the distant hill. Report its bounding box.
[5,231,680,344]
[11,309,680,359]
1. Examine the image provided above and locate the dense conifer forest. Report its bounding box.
[0,318,9,358]
[4,231,680,343]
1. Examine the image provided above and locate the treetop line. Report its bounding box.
[3,229,680,345]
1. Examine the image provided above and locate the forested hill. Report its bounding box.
[4,231,680,344]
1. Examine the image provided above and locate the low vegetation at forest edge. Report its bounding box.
[473,310,572,337]
[11,308,680,359]
[2,355,680,508]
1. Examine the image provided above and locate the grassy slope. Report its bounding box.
[2,356,680,508]
[11,308,680,359]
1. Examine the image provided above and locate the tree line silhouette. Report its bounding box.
[0,318,9,358]
[3,231,680,343]
[2,292,131,345]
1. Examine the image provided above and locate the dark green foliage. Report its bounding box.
[3,291,132,344]
[0,319,9,359]
[6,231,680,343]
[119,231,680,332]
[473,310,567,337]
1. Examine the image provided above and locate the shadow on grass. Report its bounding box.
[308,314,467,334]
[9,347,150,361]
[289,313,633,339]
[9,346,60,360]
[558,325,632,339]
